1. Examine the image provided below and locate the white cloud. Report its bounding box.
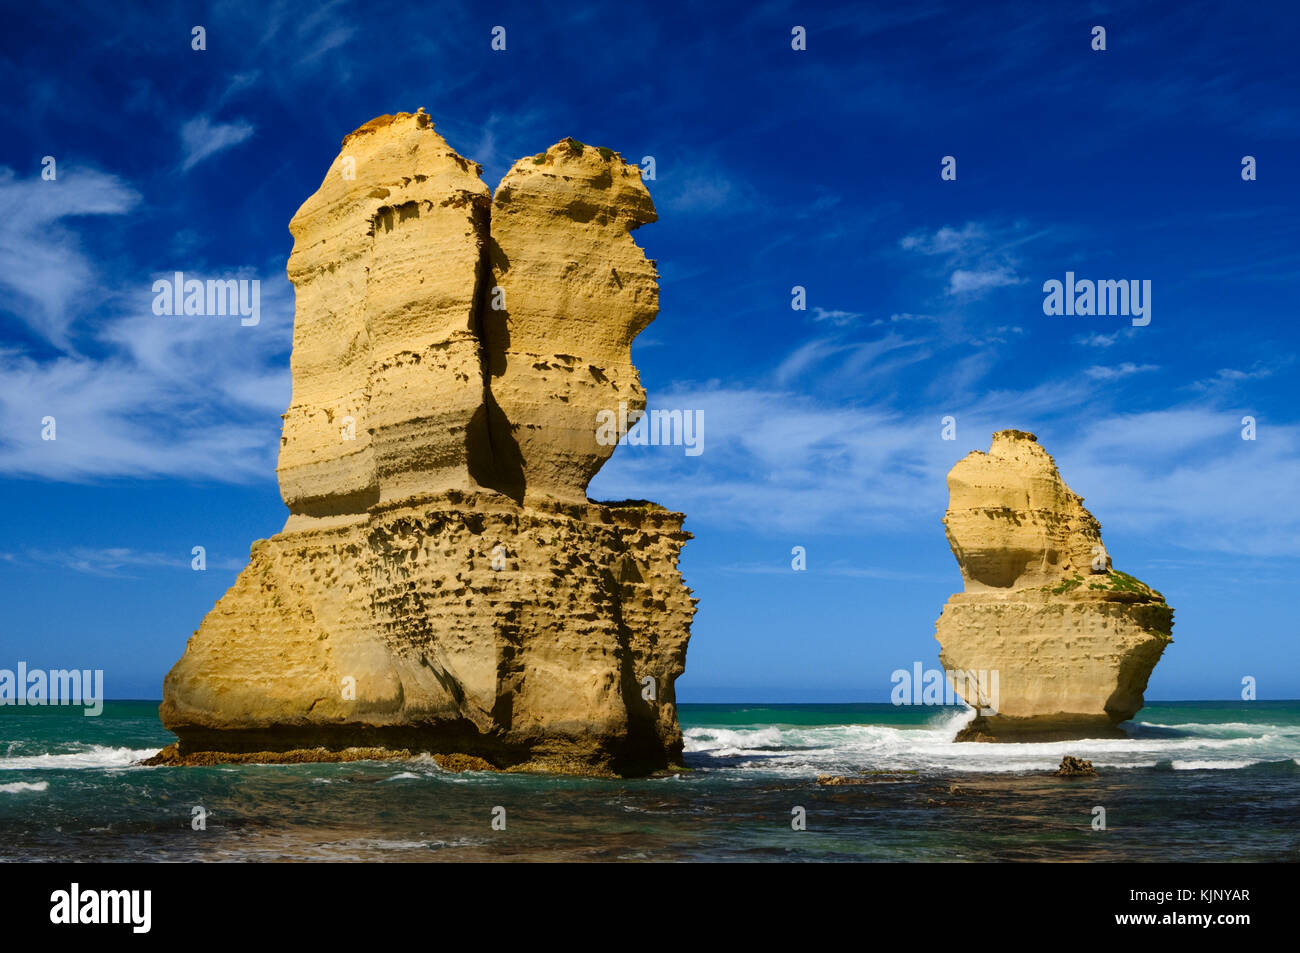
[657,160,758,215]
[872,312,937,326]
[663,173,737,213]
[899,222,987,256]
[3,546,246,577]
[180,116,255,172]
[1057,410,1300,557]
[901,221,1031,300]
[1084,362,1159,380]
[773,332,926,385]
[948,266,1021,295]
[590,340,1300,559]
[218,70,262,106]
[0,269,293,482]
[774,337,846,384]
[1192,362,1281,391]
[812,306,863,325]
[0,167,139,348]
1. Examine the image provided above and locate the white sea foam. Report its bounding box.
[0,746,157,771]
[1136,721,1285,735]
[682,709,1300,776]
[0,780,49,793]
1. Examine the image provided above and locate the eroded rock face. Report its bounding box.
[157,113,692,776]
[934,431,1172,742]
[485,139,659,505]
[279,111,492,517]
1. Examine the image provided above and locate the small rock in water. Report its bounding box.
[817,774,865,786]
[1054,756,1097,777]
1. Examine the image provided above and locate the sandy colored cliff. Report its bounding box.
[153,112,694,776]
[935,430,1173,741]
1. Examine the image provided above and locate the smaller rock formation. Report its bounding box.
[935,430,1173,742]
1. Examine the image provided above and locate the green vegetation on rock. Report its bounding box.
[1045,574,1084,594]
[1087,569,1162,598]
[599,499,668,512]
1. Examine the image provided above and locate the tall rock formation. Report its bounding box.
[934,430,1173,741]
[153,112,694,776]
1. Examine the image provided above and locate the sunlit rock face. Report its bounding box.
[156,113,693,777]
[484,138,659,506]
[935,430,1173,742]
[278,111,493,517]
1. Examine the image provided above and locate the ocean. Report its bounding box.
[2,701,1297,862]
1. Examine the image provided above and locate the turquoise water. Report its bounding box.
[1,701,1297,861]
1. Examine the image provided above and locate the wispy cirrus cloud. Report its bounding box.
[948,266,1021,295]
[1084,362,1159,380]
[0,546,246,577]
[899,220,1044,300]
[812,306,863,326]
[0,167,139,349]
[1077,331,1118,347]
[871,312,936,327]
[659,161,756,215]
[773,331,927,386]
[899,222,988,256]
[0,258,293,482]
[592,334,1300,558]
[179,115,255,172]
[1192,361,1285,393]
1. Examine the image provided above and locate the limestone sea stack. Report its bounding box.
[152,111,695,776]
[934,430,1173,741]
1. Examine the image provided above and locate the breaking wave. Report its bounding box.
[0,745,158,771]
[683,709,1300,776]
[0,780,50,793]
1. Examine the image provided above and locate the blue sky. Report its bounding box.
[0,0,1297,701]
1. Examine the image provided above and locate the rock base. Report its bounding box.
[157,492,694,776]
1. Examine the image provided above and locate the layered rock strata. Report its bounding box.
[155,112,693,776]
[934,430,1173,742]
[278,111,492,516]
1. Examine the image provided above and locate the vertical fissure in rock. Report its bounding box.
[464,194,512,498]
